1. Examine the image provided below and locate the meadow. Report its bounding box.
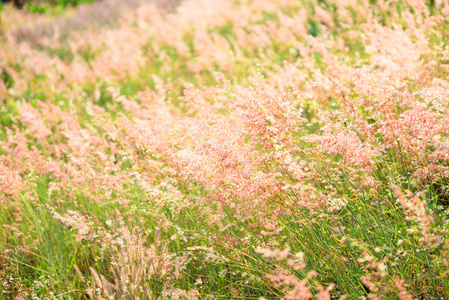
[1,0,449,299]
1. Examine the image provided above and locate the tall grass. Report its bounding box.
[1,0,449,299]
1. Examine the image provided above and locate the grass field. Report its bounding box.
[1,0,449,299]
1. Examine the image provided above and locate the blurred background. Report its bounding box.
[0,0,180,44]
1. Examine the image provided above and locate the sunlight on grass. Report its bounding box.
[0,0,449,299]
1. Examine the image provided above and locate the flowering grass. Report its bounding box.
[1,0,449,299]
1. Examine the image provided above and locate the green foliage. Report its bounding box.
[4,0,96,12]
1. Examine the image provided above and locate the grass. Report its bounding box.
[1,0,449,299]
